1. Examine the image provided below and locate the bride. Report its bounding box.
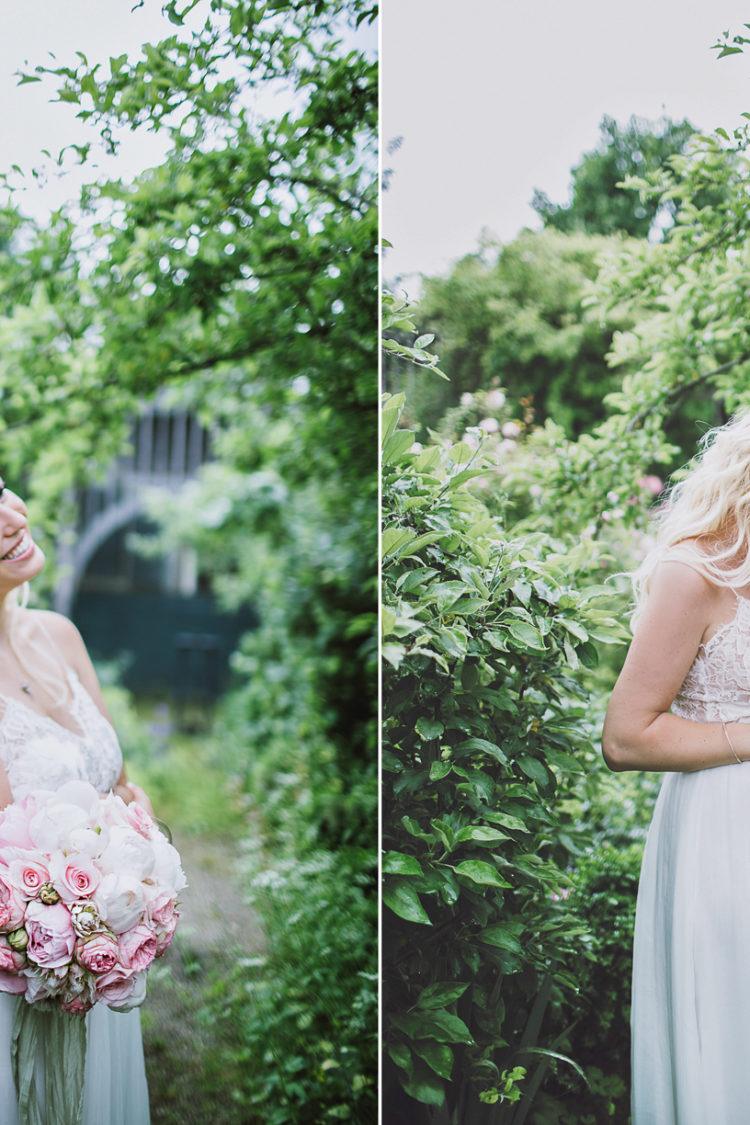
[0,479,152,1123]
[603,411,750,1124]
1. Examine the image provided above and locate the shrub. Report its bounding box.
[381,379,628,1121]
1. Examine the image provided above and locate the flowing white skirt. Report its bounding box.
[632,763,750,1124]
[0,994,150,1124]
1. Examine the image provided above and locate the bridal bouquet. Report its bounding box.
[0,779,185,1015]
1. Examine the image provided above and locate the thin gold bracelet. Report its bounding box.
[722,720,742,765]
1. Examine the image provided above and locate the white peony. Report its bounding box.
[93,874,145,934]
[151,833,187,893]
[98,826,155,881]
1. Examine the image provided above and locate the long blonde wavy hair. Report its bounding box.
[633,411,750,626]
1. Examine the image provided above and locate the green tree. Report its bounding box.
[388,228,635,438]
[531,113,700,238]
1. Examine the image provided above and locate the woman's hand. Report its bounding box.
[113,781,155,819]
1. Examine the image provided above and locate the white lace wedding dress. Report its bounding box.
[632,594,750,1124]
[0,667,150,1124]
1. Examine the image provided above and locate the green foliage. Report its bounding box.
[1,3,377,1119]
[220,844,376,1123]
[531,114,703,238]
[0,0,376,544]
[532,842,643,1125]
[382,366,629,1120]
[388,228,635,439]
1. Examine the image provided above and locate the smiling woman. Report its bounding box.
[0,479,154,1123]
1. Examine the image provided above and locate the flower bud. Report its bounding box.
[39,883,60,905]
[7,928,28,952]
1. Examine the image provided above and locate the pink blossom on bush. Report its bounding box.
[638,474,663,496]
[478,417,500,433]
[501,421,521,438]
[485,389,506,410]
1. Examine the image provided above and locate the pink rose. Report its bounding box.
[76,931,120,975]
[7,857,50,899]
[49,853,101,902]
[25,901,76,969]
[0,873,26,932]
[118,925,157,973]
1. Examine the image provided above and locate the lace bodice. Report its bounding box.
[673,596,750,723]
[0,669,122,801]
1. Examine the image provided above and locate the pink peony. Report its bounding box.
[25,901,76,969]
[0,970,27,995]
[95,963,138,1005]
[0,873,26,932]
[76,931,120,975]
[61,994,93,1015]
[145,889,179,956]
[125,803,155,840]
[118,925,157,973]
[0,798,40,850]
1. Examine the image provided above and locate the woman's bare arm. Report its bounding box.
[603,561,750,772]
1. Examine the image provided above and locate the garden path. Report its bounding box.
[143,830,266,1125]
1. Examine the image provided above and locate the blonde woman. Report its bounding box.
[603,411,750,1124]
[0,480,153,1123]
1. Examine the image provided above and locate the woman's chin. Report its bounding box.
[0,544,46,594]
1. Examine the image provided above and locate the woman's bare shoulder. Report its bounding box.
[649,557,721,603]
[25,610,86,663]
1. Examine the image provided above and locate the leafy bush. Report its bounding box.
[381,372,628,1121]
[219,842,377,1124]
[532,842,643,1125]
